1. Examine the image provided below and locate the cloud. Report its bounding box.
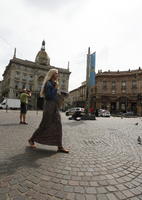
[0,0,142,91]
[23,0,86,12]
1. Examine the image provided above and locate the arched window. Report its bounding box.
[38,76,44,83]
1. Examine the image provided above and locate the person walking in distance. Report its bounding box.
[28,69,69,153]
[20,89,31,124]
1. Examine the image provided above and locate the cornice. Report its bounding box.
[96,69,142,77]
[2,57,71,77]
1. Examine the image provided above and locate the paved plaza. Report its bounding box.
[0,110,142,200]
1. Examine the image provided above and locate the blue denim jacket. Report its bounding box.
[44,80,57,101]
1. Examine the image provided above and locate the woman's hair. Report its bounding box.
[40,68,58,97]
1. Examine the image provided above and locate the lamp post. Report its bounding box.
[137,93,142,116]
[140,96,142,116]
[86,47,90,114]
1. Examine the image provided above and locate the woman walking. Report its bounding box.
[28,69,69,153]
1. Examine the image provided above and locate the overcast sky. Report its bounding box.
[0,0,142,91]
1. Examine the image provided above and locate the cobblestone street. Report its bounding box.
[0,110,142,200]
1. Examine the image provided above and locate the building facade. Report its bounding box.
[65,81,86,109]
[0,81,3,101]
[67,68,142,116]
[1,41,70,109]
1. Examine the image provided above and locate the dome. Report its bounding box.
[35,41,50,65]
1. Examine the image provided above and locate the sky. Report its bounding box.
[0,0,142,91]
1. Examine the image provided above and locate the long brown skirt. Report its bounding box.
[30,100,62,146]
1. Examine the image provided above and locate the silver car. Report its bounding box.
[98,109,110,117]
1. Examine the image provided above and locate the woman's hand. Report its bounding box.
[54,82,58,89]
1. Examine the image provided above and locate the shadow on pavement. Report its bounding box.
[64,121,85,126]
[0,147,57,177]
[0,123,21,126]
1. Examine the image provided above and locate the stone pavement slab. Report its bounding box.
[0,110,142,199]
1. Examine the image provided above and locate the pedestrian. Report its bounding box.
[20,89,31,124]
[90,107,95,114]
[28,69,69,153]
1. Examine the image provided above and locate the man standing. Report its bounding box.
[20,89,31,124]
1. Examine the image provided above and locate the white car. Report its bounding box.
[65,107,85,116]
[98,109,110,117]
[0,98,20,109]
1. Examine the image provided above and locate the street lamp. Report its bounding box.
[137,94,142,116]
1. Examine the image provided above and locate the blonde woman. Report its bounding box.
[28,69,69,153]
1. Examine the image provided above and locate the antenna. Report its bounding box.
[13,48,16,58]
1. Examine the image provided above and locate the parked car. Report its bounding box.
[65,107,85,116]
[123,111,134,117]
[0,98,20,109]
[98,109,110,117]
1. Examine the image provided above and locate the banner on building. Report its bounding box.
[89,52,96,87]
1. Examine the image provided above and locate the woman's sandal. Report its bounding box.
[28,139,36,148]
[57,147,69,153]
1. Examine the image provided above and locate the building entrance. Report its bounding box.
[111,102,116,113]
[37,97,44,110]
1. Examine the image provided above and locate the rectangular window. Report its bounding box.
[15,71,20,79]
[132,80,137,89]
[102,81,107,89]
[15,81,19,89]
[22,85,26,89]
[121,81,126,90]
[16,71,20,75]
[29,75,33,83]
[112,81,115,85]
[29,85,32,90]
[61,84,66,90]
[121,81,126,87]
[112,81,116,89]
